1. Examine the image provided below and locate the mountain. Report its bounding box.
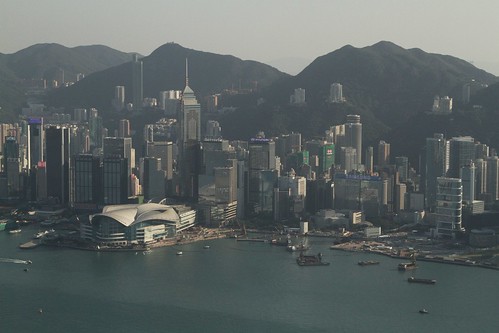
[47,42,289,111]
[218,41,497,153]
[4,43,134,82]
[0,44,136,121]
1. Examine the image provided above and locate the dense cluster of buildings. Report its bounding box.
[1,59,498,246]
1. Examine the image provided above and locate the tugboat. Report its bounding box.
[419,308,429,314]
[296,251,330,266]
[398,253,417,271]
[176,251,183,256]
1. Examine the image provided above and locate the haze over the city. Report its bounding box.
[2,0,499,75]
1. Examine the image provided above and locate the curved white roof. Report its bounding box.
[95,203,180,227]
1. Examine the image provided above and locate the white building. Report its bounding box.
[290,88,306,105]
[329,83,345,103]
[435,177,463,238]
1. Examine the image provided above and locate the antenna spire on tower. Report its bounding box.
[185,58,189,87]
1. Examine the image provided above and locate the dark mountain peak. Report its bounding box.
[368,40,405,52]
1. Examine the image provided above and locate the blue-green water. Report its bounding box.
[1,226,498,333]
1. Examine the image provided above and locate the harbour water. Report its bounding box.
[1,225,498,333]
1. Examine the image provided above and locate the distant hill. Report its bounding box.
[218,41,497,150]
[47,42,289,112]
[0,44,136,121]
[4,43,134,82]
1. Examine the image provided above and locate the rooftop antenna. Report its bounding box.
[185,58,189,87]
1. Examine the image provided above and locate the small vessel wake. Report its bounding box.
[0,258,31,265]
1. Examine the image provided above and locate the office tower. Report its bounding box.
[146,141,174,180]
[365,146,374,174]
[89,111,103,149]
[344,115,362,167]
[118,119,131,138]
[436,177,463,238]
[158,91,168,110]
[395,156,409,182]
[72,108,87,123]
[214,165,237,203]
[377,140,391,168]
[72,154,102,207]
[178,59,201,200]
[35,161,47,200]
[460,161,476,203]
[102,157,128,204]
[114,86,125,111]
[475,143,489,160]
[339,147,357,172]
[205,120,222,139]
[425,134,447,211]
[27,118,44,170]
[142,157,166,201]
[131,54,143,110]
[45,126,71,204]
[104,137,133,196]
[3,136,21,196]
[486,156,499,201]
[318,144,335,176]
[329,83,345,103]
[395,183,407,212]
[290,88,306,105]
[462,83,471,104]
[448,136,475,178]
[206,94,219,113]
[247,138,276,214]
[475,159,487,199]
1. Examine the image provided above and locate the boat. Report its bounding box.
[358,260,380,266]
[296,252,330,266]
[398,262,417,270]
[408,277,436,284]
[419,308,429,314]
[203,245,210,249]
[34,230,52,239]
[176,251,183,255]
[287,243,309,252]
[0,220,7,232]
[8,228,21,234]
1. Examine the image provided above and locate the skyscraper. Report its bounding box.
[28,117,44,170]
[114,86,125,111]
[178,59,201,200]
[425,134,447,211]
[344,115,362,167]
[45,126,71,204]
[448,136,475,178]
[118,119,131,138]
[435,177,463,238]
[329,83,345,103]
[378,140,391,168]
[132,54,143,110]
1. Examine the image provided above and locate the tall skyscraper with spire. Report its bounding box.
[178,59,201,201]
[132,54,143,110]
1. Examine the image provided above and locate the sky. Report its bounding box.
[2,0,499,75]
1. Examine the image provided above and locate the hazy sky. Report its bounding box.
[2,0,499,74]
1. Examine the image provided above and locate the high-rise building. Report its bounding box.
[344,115,362,167]
[28,117,44,170]
[329,83,345,103]
[247,138,276,214]
[102,157,128,204]
[318,144,335,176]
[145,141,173,181]
[142,157,166,201]
[435,177,463,238]
[118,119,131,138]
[72,154,102,208]
[290,88,306,105]
[205,120,222,139]
[377,140,391,168]
[114,86,125,111]
[395,156,409,182]
[45,126,71,204]
[131,54,143,110]
[104,137,133,195]
[448,136,475,178]
[365,146,374,175]
[214,164,237,204]
[339,147,357,172]
[486,156,499,201]
[460,161,476,203]
[425,134,447,211]
[178,59,202,200]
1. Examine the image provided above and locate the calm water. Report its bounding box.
[1,225,498,333]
